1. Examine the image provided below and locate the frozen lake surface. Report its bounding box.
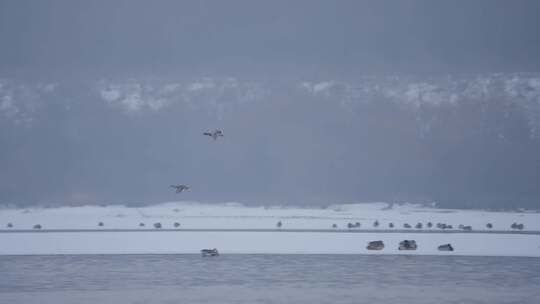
[2,202,540,256]
[1,254,539,304]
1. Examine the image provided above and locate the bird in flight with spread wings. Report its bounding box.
[170,184,190,193]
[203,129,224,141]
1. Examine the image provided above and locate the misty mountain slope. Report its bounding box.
[1,74,540,208]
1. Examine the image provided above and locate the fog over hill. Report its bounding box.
[1,0,540,208]
[1,73,540,208]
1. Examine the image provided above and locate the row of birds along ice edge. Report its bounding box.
[1,202,540,256]
[1,202,538,231]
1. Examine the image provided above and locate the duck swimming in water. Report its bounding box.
[201,248,219,257]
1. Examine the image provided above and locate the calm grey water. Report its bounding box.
[1,255,539,304]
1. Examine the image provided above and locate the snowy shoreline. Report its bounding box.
[2,231,540,257]
[1,202,540,256]
[2,228,540,235]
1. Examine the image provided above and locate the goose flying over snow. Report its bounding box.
[170,184,190,193]
[203,129,224,140]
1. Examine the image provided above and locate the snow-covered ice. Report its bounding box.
[1,202,539,256]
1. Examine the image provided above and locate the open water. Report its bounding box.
[1,254,539,303]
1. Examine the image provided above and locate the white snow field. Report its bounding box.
[1,202,539,256]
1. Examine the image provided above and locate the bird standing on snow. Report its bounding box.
[203,129,224,140]
[170,185,190,193]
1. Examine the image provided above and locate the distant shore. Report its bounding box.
[1,228,540,235]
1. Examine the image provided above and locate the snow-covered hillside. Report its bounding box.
[1,202,539,256]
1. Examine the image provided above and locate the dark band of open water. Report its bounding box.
[1,254,539,304]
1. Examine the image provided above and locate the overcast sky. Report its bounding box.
[1,0,540,75]
[1,1,540,208]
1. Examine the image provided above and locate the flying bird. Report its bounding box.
[170,185,190,193]
[203,129,224,140]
